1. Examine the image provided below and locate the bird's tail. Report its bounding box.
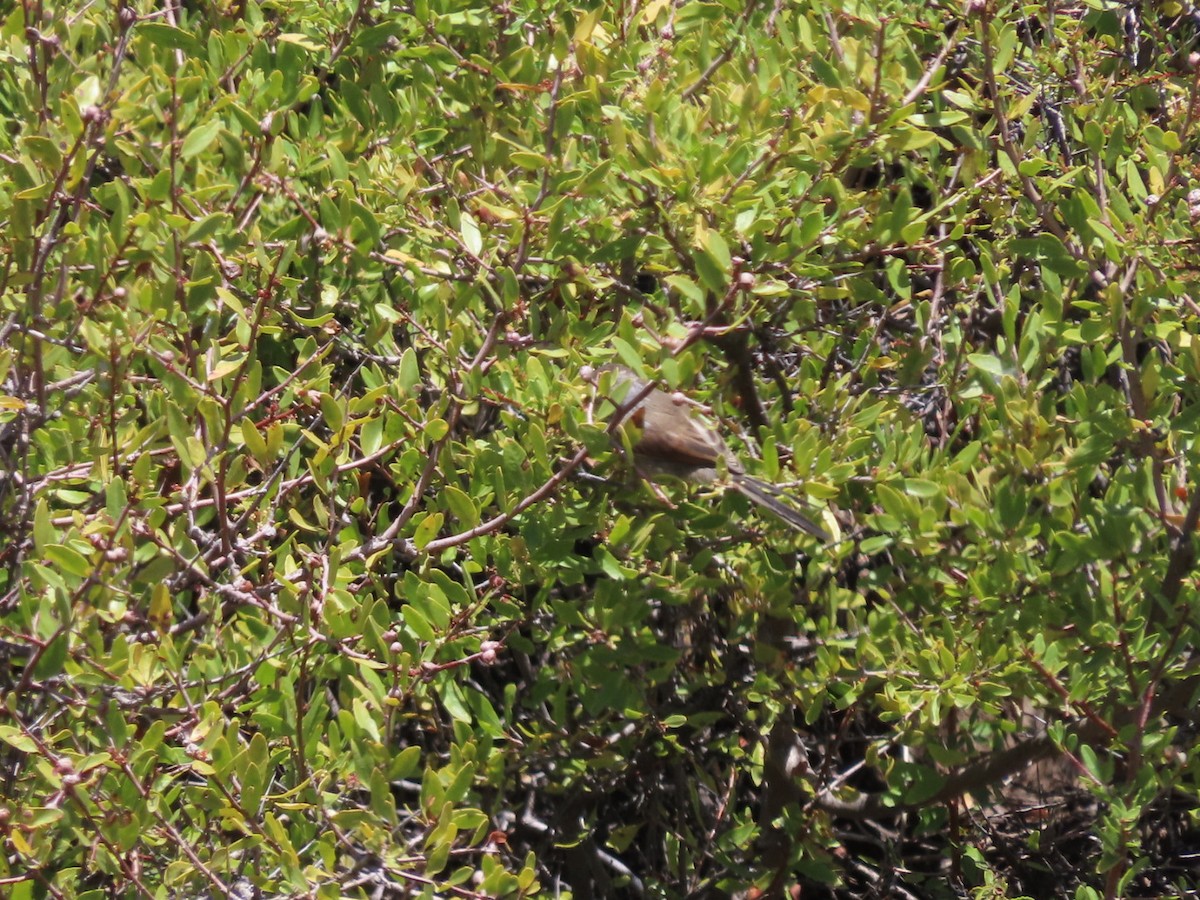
[732,474,831,542]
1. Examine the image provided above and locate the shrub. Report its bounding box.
[2,1,1199,897]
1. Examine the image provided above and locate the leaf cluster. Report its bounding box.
[2,1,1200,897]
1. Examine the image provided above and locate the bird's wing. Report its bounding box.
[632,390,731,468]
[732,474,830,541]
[599,366,733,468]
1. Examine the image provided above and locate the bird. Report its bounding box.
[583,364,830,541]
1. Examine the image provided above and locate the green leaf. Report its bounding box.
[32,633,68,679]
[33,498,54,554]
[509,151,547,170]
[967,354,1005,378]
[391,745,422,781]
[45,544,91,579]
[277,32,324,52]
[702,230,731,272]
[241,419,269,459]
[694,229,732,293]
[403,603,436,642]
[320,393,344,434]
[413,512,444,550]
[181,119,222,160]
[903,479,941,499]
[397,347,420,395]
[664,274,706,306]
[442,486,479,527]
[136,22,204,56]
[185,212,231,245]
[0,725,37,753]
[460,212,482,256]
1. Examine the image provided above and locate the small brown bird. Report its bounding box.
[584,364,830,541]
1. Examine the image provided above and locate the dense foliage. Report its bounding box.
[3,0,1200,897]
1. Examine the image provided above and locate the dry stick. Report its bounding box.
[357,56,570,562]
[160,428,406,520]
[901,25,961,107]
[803,654,1200,822]
[391,315,724,559]
[353,314,510,561]
[795,424,1200,823]
[421,372,663,555]
[718,108,794,207]
[4,709,161,898]
[328,0,372,66]
[1140,484,1200,734]
[226,337,338,534]
[977,9,1071,248]
[1114,61,1200,523]
[680,0,757,102]
[115,758,234,897]
[866,17,888,126]
[765,0,784,35]
[209,258,286,562]
[969,8,1200,847]
[420,444,591,555]
[822,8,845,65]
[8,0,136,698]
[511,58,565,271]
